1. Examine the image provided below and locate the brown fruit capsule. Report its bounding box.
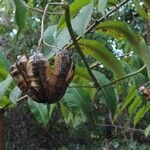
[10,49,75,104]
[139,86,150,99]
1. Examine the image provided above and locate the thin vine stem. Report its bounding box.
[101,65,146,88]
[37,2,64,52]
[96,123,143,133]
[63,3,100,89]
[36,3,50,52]
[27,5,63,15]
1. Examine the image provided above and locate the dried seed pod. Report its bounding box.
[27,53,50,102]
[10,55,29,93]
[47,49,75,103]
[10,63,29,92]
[10,49,75,104]
[10,55,39,100]
[139,86,150,99]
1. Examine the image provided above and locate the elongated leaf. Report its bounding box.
[0,68,8,81]
[74,66,117,115]
[58,0,91,29]
[72,2,93,37]
[64,85,96,127]
[0,96,14,109]
[0,75,13,100]
[75,65,91,81]
[28,98,50,127]
[93,70,117,116]
[96,21,150,79]
[139,39,150,79]
[144,125,150,137]
[9,86,22,104]
[60,102,74,124]
[107,0,118,7]
[132,0,149,19]
[79,39,125,77]
[118,85,137,115]
[50,2,93,52]
[72,111,86,128]
[134,103,150,126]
[128,96,142,117]
[44,25,57,45]
[56,28,71,49]
[49,104,56,119]
[98,0,107,14]
[96,21,139,51]
[13,0,27,33]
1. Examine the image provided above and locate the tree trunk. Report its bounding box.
[0,109,5,150]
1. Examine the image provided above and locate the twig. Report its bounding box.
[27,5,63,15]
[69,85,95,88]
[17,95,28,103]
[37,3,49,52]
[63,3,100,89]
[101,65,146,88]
[70,65,146,89]
[93,65,146,101]
[37,2,64,52]
[65,0,130,49]
[96,123,143,133]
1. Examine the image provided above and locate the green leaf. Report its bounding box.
[72,111,86,128]
[74,66,117,115]
[132,0,149,19]
[58,0,92,30]
[72,2,93,37]
[50,1,93,52]
[0,96,14,109]
[139,39,150,79]
[75,65,91,81]
[93,70,117,116]
[128,96,142,117]
[144,125,150,137]
[134,102,150,126]
[107,0,118,7]
[44,25,57,45]
[64,85,96,127]
[96,21,150,79]
[28,98,50,127]
[0,75,13,100]
[56,28,71,50]
[13,0,27,33]
[49,104,56,119]
[9,86,22,104]
[0,68,9,82]
[60,102,74,124]
[96,21,138,51]
[98,0,108,14]
[0,52,10,70]
[118,85,137,115]
[79,39,125,77]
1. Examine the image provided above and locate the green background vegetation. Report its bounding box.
[0,0,150,149]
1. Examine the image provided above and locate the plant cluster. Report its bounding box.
[0,0,149,149]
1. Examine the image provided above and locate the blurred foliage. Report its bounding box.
[0,0,150,149]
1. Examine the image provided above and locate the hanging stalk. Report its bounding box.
[0,109,5,150]
[63,3,100,89]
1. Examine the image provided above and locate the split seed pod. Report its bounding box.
[10,49,75,103]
